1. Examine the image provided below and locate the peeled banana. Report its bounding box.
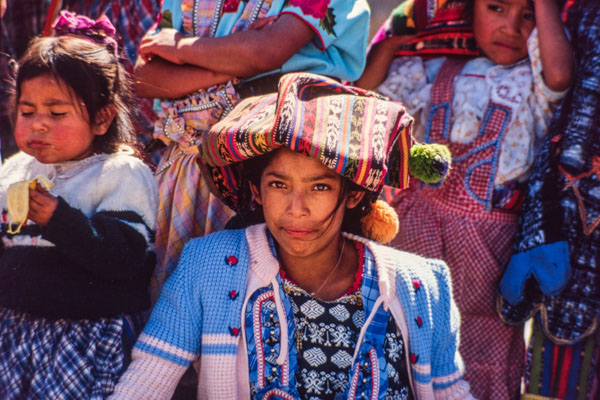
[6,176,53,234]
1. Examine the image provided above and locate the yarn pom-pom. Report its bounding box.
[409,143,452,184]
[360,200,399,244]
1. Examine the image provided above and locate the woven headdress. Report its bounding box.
[201,72,450,242]
[201,72,414,208]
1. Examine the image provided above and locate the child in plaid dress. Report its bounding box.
[357,0,573,398]
[0,12,158,399]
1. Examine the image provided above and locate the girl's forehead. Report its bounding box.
[20,74,71,99]
[480,0,533,9]
[264,148,340,179]
[19,74,89,117]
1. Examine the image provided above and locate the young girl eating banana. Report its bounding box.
[0,12,158,398]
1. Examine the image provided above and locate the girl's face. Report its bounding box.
[14,74,109,164]
[250,148,364,260]
[473,0,535,65]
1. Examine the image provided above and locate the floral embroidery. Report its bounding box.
[286,0,337,37]
[223,0,243,13]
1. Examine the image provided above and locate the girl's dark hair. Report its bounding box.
[234,149,373,236]
[462,0,475,24]
[12,35,136,154]
[463,0,567,24]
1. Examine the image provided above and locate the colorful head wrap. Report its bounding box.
[200,72,414,212]
[371,0,478,58]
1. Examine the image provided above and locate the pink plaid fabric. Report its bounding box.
[151,82,240,302]
[150,0,279,300]
[391,58,524,400]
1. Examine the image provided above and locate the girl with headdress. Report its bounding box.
[111,72,472,399]
[356,0,572,398]
[0,12,158,398]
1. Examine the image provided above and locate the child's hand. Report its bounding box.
[28,183,58,227]
[139,28,185,64]
[355,34,415,90]
[248,15,279,31]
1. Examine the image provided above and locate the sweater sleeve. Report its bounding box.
[110,241,204,399]
[41,154,158,281]
[42,197,151,281]
[428,260,475,399]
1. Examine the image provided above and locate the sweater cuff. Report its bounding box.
[43,196,89,246]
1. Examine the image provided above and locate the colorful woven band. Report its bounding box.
[371,0,479,58]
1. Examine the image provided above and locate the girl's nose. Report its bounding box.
[502,14,522,36]
[31,114,49,133]
[286,191,309,217]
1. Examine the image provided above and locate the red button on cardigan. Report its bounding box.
[415,316,423,327]
[226,255,238,266]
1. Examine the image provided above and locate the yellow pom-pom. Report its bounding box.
[360,200,399,243]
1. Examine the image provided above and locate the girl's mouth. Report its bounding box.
[282,228,314,238]
[28,140,52,148]
[493,42,521,51]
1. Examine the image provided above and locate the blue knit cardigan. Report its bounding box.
[112,224,473,399]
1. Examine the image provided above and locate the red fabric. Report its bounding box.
[557,346,572,398]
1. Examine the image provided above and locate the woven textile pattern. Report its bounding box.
[499,3,600,346]
[203,73,413,212]
[370,0,478,58]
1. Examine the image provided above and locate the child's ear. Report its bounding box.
[346,190,365,209]
[92,105,117,136]
[249,181,263,205]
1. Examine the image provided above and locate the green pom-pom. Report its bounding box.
[408,143,452,184]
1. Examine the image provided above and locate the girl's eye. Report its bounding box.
[51,112,67,117]
[523,12,534,22]
[268,181,286,189]
[487,4,502,13]
[19,111,34,117]
[313,183,331,191]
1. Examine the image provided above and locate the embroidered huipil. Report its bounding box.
[378,29,568,400]
[111,224,473,399]
[379,28,565,192]
[151,0,370,301]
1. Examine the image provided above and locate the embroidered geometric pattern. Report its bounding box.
[282,280,363,400]
[300,300,326,319]
[329,304,350,322]
[331,350,353,369]
[282,273,412,400]
[304,348,327,367]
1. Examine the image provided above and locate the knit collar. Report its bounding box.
[244,224,398,310]
[30,153,111,181]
